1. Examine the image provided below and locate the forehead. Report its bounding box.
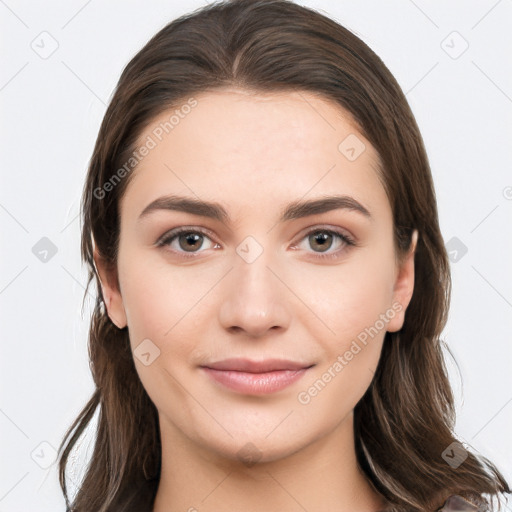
[120,88,390,225]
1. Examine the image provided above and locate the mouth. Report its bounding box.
[200,358,314,395]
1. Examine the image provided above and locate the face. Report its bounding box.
[95,88,416,464]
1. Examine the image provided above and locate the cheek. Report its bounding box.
[296,259,393,413]
[117,257,204,407]
[299,252,395,342]
[117,250,181,345]
[118,251,218,367]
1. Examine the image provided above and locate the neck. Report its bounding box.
[152,411,387,512]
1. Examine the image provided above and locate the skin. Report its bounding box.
[95,88,417,512]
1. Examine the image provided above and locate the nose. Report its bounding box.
[218,250,291,339]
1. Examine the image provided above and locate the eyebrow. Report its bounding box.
[138,194,372,224]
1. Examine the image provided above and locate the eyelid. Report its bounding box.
[155,225,217,246]
[292,223,356,245]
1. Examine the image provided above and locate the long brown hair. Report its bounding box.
[58,1,510,510]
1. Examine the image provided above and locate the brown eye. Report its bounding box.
[177,232,204,252]
[308,231,335,252]
[157,227,217,256]
[295,227,355,261]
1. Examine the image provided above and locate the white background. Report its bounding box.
[1,1,511,510]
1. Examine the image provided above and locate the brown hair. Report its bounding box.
[58,1,510,510]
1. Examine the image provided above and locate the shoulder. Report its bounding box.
[436,494,482,511]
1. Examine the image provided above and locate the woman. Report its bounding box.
[58,0,510,510]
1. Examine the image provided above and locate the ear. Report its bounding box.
[93,244,127,329]
[386,229,418,333]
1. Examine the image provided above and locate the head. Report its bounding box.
[96,85,418,469]
[58,1,510,511]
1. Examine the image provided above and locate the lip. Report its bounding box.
[203,358,311,373]
[200,358,313,395]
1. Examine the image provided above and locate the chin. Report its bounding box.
[190,420,317,469]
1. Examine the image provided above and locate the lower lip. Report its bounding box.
[201,367,309,395]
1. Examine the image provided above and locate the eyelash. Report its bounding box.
[156,225,356,261]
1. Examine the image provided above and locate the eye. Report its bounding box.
[292,226,356,260]
[156,227,219,257]
[156,225,356,261]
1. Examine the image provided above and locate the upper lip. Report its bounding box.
[201,358,313,373]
